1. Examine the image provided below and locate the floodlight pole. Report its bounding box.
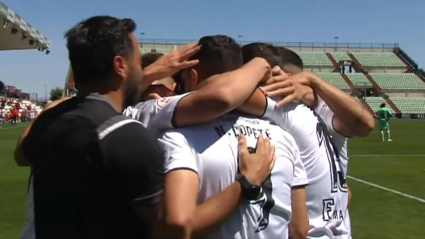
[238,35,243,45]
[140,32,145,47]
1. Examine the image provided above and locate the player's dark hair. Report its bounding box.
[277,47,304,70]
[65,16,136,86]
[190,35,242,79]
[242,43,282,68]
[380,103,386,108]
[142,53,163,69]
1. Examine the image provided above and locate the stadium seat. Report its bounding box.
[140,48,151,54]
[314,73,350,90]
[369,73,425,90]
[345,73,372,87]
[155,49,172,54]
[365,97,394,113]
[331,52,351,63]
[351,52,405,67]
[390,97,425,114]
[296,52,333,67]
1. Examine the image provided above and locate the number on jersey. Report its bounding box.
[316,117,347,193]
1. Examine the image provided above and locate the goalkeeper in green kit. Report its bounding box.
[377,103,392,142]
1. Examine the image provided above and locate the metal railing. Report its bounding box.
[139,38,398,49]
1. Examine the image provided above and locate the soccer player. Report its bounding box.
[242,43,350,239]
[377,103,392,142]
[262,46,375,239]
[157,35,309,239]
[13,16,200,239]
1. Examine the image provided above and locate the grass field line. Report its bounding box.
[350,154,425,157]
[347,175,425,203]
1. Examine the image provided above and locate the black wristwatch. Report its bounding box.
[236,174,262,200]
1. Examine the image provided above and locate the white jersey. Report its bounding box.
[158,114,308,239]
[315,100,351,239]
[123,94,185,136]
[20,176,35,239]
[263,98,349,239]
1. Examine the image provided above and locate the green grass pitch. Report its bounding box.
[0,120,424,238]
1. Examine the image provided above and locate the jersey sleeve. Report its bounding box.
[314,99,335,134]
[262,96,278,121]
[145,93,192,132]
[291,146,309,187]
[123,106,138,119]
[157,130,198,174]
[102,121,164,206]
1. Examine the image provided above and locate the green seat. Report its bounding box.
[296,52,332,67]
[345,73,372,87]
[314,73,350,90]
[390,97,425,114]
[331,52,351,63]
[365,97,394,114]
[369,73,425,90]
[352,52,405,67]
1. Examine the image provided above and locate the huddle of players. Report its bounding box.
[125,35,375,239]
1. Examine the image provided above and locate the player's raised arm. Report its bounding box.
[158,133,275,237]
[263,71,375,137]
[142,42,201,92]
[171,57,271,127]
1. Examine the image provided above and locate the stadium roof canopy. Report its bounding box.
[0,1,50,51]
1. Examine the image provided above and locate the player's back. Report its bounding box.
[377,107,389,120]
[161,113,305,239]
[264,100,349,238]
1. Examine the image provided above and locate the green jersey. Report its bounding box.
[377,107,391,121]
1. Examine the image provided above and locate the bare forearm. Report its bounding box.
[192,182,242,234]
[197,58,269,112]
[310,75,374,136]
[173,58,269,127]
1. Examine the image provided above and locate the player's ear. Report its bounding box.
[190,69,198,86]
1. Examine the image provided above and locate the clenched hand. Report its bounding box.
[238,134,275,186]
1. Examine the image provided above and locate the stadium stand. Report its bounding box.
[365,97,394,113]
[345,73,372,87]
[390,97,425,114]
[66,40,425,116]
[351,52,405,67]
[0,2,50,51]
[0,1,49,119]
[295,52,333,67]
[369,73,425,90]
[331,52,351,63]
[314,73,350,90]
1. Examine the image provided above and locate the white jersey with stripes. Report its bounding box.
[314,99,351,239]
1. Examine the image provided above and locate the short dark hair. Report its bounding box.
[380,103,386,108]
[277,47,304,70]
[142,53,163,69]
[191,35,242,79]
[65,16,136,86]
[242,43,282,68]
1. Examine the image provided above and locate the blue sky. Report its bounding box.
[1,0,424,100]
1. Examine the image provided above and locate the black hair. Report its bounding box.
[190,35,243,79]
[277,47,304,70]
[65,16,136,86]
[380,103,386,108]
[142,53,163,69]
[242,43,282,68]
